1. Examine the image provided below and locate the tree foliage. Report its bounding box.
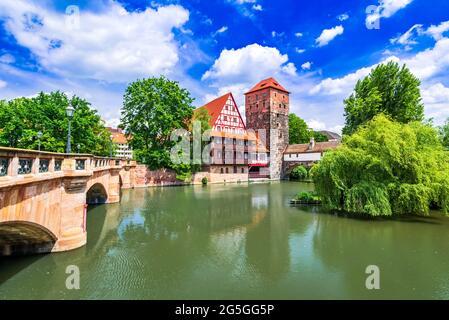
[343,61,424,135]
[120,76,203,180]
[439,118,449,150]
[290,165,308,180]
[289,113,328,144]
[311,114,449,216]
[0,92,111,155]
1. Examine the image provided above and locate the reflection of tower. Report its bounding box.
[245,78,290,180]
[245,184,290,279]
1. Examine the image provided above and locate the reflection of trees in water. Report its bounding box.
[312,212,449,299]
[98,184,262,297]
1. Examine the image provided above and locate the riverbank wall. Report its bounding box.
[133,165,249,188]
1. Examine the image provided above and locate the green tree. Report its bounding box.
[0,92,110,155]
[290,165,308,180]
[289,113,311,144]
[120,76,195,175]
[289,113,329,144]
[311,114,449,216]
[439,118,449,149]
[343,61,424,135]
[313,131,329,143]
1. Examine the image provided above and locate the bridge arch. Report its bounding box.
[86,183,108,205]
[0,221,57,256]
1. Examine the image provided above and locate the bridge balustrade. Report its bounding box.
[0,147,135,182]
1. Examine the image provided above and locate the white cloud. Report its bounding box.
[308,119,326,131]
[295,32,303,38]
[0,0,189,83]
[0,80,7,89]
[271,31,285,38]
[295,48,306,54]
[301,62,312,70]
[252,4,263,11]
[366,0,414,25]
[426,20,449,40]
[310,56,400,95]
[202,43,297,83]
[316,25,344,47]
[390,24,423,46]
[282,63,297,76]
[0,54,15,64]
[310,33,449,125]
[337,13,349,21]
[422,83,449,124]
[213,26,228,36]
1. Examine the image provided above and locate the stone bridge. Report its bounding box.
[0,147,137,256]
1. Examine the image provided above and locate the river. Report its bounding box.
[1,181,449,299]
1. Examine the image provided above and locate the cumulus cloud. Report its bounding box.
[301,62,312,70]
[316,25,344,47]
[390,24,423,47]
[202,43,297,83]
[310,56,400,95]
[426,20,449,40]
[366,0,414,25]
[296,48,306,54]
[252,4,263,11]
[0,0,190,82]
[310,33,449,125]
[422,83,449,124]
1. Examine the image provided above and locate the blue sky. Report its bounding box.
[1,0,449,132]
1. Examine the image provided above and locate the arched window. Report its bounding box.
[226,168,229,174]
[221,168,224,174]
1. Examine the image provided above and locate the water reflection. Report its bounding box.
[1,182,449,299]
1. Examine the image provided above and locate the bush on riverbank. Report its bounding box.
[310,115,449,216]
[295,191,321,203]
[290,166,308,180]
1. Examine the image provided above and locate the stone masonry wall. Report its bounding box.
[134,165,249,187]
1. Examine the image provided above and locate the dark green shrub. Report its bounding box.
[290,166,308,180]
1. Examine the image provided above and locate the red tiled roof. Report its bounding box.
[195,92,231,127]
[245,77,289,95]
[107,127,130,144]
[284,141,340,154]
[111,132,128,144]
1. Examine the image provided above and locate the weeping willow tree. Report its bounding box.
[311,114,449,216]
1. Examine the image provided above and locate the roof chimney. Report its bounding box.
[308,137,315,151]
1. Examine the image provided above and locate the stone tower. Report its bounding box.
[244,77,290,180]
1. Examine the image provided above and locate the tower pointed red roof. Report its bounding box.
[245,77,289,95]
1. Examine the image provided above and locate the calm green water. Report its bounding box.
[1,182,449,300]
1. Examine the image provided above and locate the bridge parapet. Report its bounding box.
[0,147,136,187]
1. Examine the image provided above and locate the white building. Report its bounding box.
[283,138,340,167]
[108,128,133,159]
